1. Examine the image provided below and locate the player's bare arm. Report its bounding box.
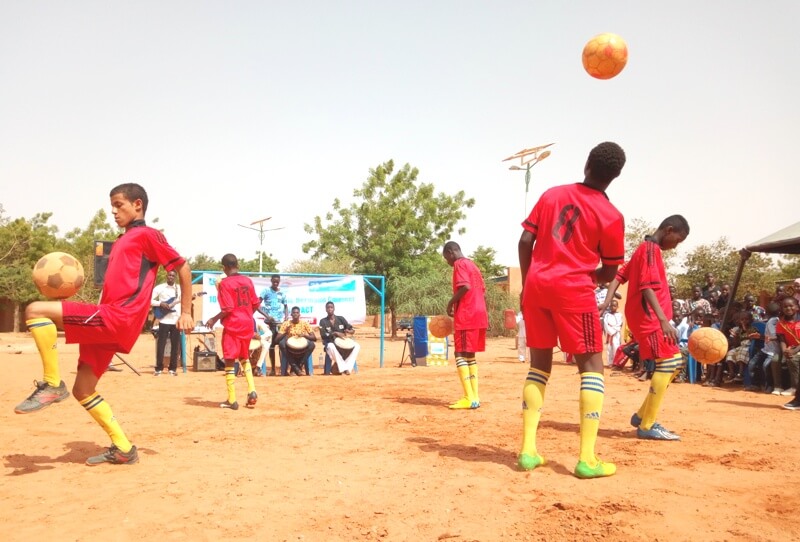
[642,287,677,344]
[599,278,622,312]
[517,230,536,284]
[175,264,194,331]
[594,264,619,285]
[447,285,470,317]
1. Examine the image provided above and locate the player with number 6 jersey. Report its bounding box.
[517,141,626,480]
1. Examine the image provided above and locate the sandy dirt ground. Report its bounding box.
[1,328,799,542]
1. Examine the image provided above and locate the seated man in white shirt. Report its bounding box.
[318,301,360,375]
[253,316,273,376]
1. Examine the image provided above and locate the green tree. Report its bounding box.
[287,256,354,275]
[0,213,59,330]
[303,160,475,337]
[238,252,280,274]
[675,237,779,300]
[393,258,517,337]
[470,245,505,278]
[0,213,58,304]
[624,217,653,258]
[187,253,222,272]
[778,254,800,279]
[187,252,279,276]
[60,209,119,302]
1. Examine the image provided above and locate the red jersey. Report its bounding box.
[217,273,261,339]
[776,319,800,348]
[616,238,671,338]
[452,258,488,330]
[98,222,185,352]
[522,183,624,312]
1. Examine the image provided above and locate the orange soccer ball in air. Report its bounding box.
[582,32,628,80]
[687,327,728,365]
[32,251,85,299]
[428,315,454,339]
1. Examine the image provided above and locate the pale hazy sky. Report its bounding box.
[1,1,797,271]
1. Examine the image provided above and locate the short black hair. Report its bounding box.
[657,214,690,235]
[291,305,300,312]
[221,253,238,268]
[586,142,626,183]
[325,301,335,308]
[110,183,149,213]
[443,241,460,253]
[271,274,281,280]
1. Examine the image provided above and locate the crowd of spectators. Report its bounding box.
[605,272,800,411]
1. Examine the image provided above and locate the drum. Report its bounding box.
[248,338,262,365]
[333,337,355,358]
[286,336,309,356]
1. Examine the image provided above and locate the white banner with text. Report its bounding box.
[199,274,367,326]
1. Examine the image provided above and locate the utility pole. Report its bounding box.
[237,217,285,273]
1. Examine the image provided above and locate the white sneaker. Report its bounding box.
[169,370,177,376]
[518,355,526,362]
[772,388,784,395]
[153,370,162,376]
[781,388,796,396]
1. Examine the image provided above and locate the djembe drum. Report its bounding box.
[285,336,310,375]
[249,338,263,375]
[286,336,309,356]
[331,337,355,375]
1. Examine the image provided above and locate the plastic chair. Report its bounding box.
[280,349,314,376]
[323,349,358,375]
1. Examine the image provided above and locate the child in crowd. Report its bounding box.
[603,299,623,368]
[723,311,760,384]
[776,296,800,403]
[700,311,725,388]
[749,302,780,392]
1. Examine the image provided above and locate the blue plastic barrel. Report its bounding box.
[413,315,428,358]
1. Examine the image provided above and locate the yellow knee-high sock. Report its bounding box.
[641,355,682,430]
[455,358,475,401]
[579,372,605,465]
[80,393,132,453]
[636,391,651,421]
[225,368,237,404]
[243,361,256,393]
[27,318,60,387]
[520,369,549,457]
[636,358,682,420]
[467,358,478,401]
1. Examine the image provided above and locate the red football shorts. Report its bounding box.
[453,328,486,353]
[524,306,603,354]
[637,330,680,361]
[62,301,127,378]
[222,331,251,361]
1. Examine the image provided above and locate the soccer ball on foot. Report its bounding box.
[687,327,728,364]
[32,252,85,299]
[582,33,628,80]
[428,315,454,338]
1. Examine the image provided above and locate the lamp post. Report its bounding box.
[503,143,554,213]
[237,217,285,273]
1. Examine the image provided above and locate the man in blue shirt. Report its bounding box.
[260,274,288,376]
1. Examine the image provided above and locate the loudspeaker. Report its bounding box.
[93,240,115,286]
[193,351,217,372]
